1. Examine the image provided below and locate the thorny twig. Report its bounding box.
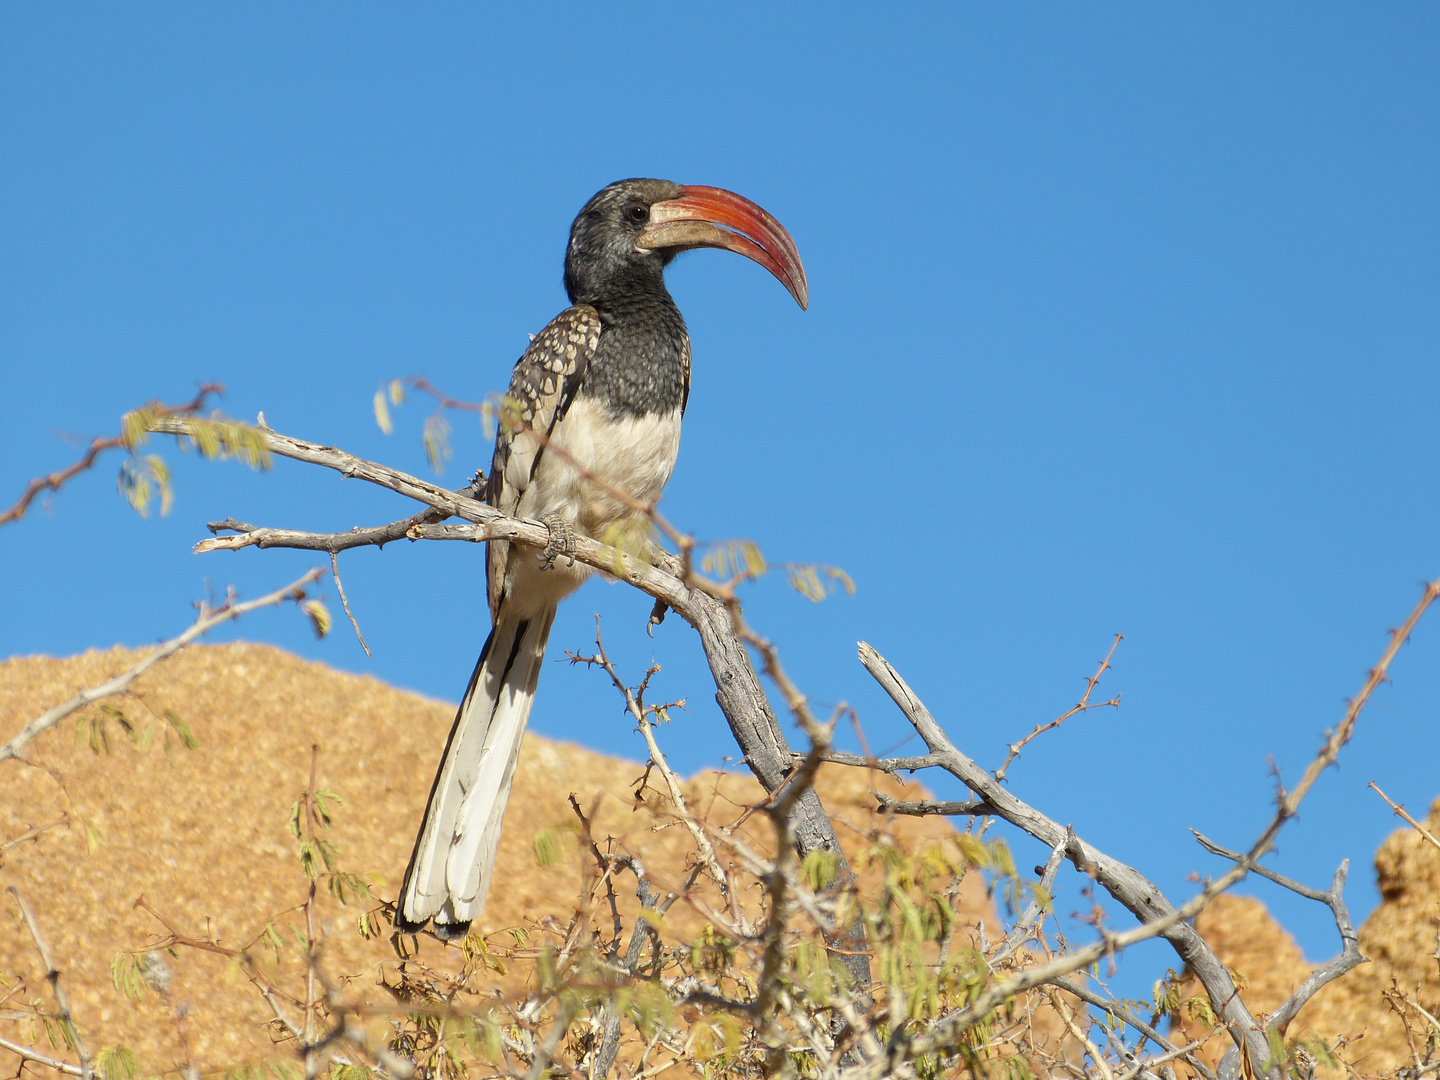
[995,634,1123,782]
[1368,781,1440,856]
[568,620,734,909]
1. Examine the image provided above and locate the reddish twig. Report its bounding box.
[996,634,1123,782]
[0,384,223,527]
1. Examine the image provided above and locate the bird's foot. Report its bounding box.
[539,513,578,571]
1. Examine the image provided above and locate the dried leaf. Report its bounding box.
[303,599,331,639]
[422,413,453,475]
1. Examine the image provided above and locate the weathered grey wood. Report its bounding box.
[856,641,1274,1075]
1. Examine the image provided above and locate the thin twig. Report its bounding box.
[995,634,1123,782]
[1048,976,1219,1080]
[330,553,372,657]
[570,622,732,906]
[991,834,1067,967]
[404,376,493,416]
[8,886,92,1079]
[1369,780,1440,855]
[1,384,222,527]
[0,567,324,765]
[1112,1037,1214,1080]
[0,1034,85,1076]
[303,745,321,1058]
[1045,986,1114,1080]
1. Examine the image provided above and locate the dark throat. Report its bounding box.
[577,286,691,418]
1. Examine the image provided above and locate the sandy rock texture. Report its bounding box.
[0,642,1000,1074]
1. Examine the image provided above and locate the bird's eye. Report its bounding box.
[627,205,649,224]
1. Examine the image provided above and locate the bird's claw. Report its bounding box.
[539,514,578,571]
[646,599,669,637]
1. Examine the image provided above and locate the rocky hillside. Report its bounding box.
[3,642,1436,1077]
[0,643,998,1073]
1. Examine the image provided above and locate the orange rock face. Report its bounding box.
[1176,800,1440,1077]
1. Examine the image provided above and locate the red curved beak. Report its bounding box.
[637,185,809,310]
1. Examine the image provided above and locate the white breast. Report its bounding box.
[515,397,682,535]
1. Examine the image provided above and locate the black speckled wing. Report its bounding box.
[484,305,602,620]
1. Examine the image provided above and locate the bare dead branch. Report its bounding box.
[1192,832,1366,1035]
[875,792,987,817]
[201,474,484,554]
[8,886,92,1079]
[0,567,325,766]
[1191,832,1331,903]
[1267,862,1364,1033]
[0,1034,85,1077]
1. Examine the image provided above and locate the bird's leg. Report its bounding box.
[538,513,578,571]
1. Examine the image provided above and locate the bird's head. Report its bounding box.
[563,178,808,311]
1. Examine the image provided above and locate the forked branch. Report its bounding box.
[853,573,1439,1077]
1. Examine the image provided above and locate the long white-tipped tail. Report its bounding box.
[396,607,555,938]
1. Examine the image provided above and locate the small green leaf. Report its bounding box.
[532,826,562,867]
[164,709,199,750]
[96,1046,139,1080]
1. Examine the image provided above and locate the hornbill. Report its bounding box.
[396,178,808,938]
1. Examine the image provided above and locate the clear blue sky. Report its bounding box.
[4,5,1438,999]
